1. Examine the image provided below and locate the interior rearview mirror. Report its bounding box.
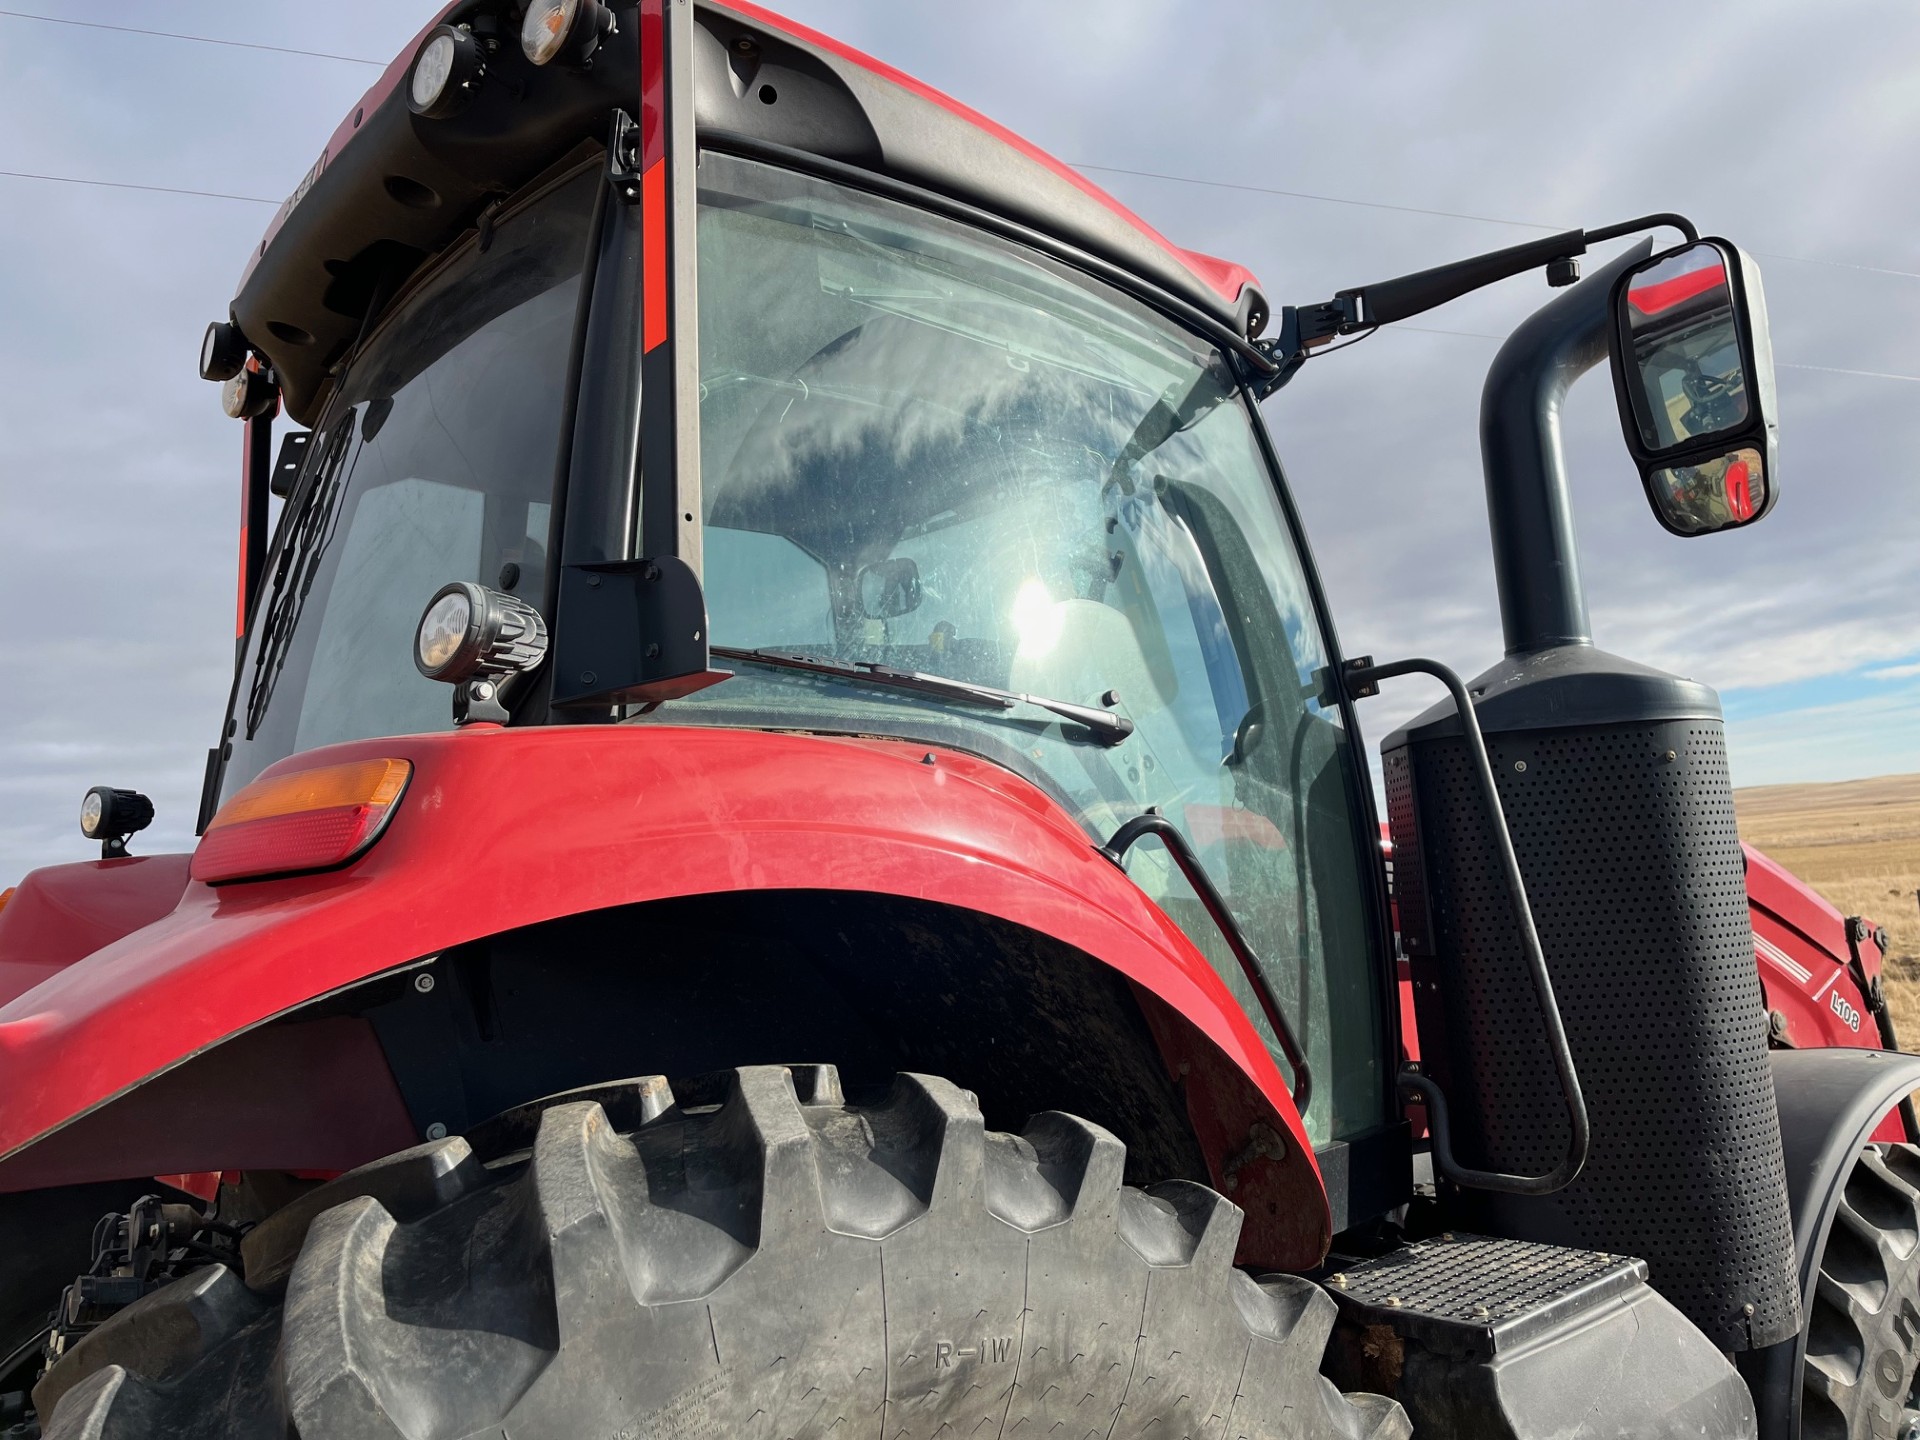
[857,557,922,618]
[1607,239,1778,536]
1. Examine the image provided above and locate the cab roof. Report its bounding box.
[233,0,1265,425]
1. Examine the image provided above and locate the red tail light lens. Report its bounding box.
[193,759,411,884]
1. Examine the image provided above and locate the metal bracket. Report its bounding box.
[606,108,642,204]
[549,557,730,708]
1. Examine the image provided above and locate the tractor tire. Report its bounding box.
[1803,1142,1920,1439]
[32,1065,1407,1440]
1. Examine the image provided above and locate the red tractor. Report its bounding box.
[1,4,1912,1437]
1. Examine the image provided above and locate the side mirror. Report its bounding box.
[1607,239,1778,536]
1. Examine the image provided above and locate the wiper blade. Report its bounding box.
[712,647,1136,747]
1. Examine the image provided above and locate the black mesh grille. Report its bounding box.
[1390,717,1799,1351]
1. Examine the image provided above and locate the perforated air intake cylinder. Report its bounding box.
[1383,645,1800,1352]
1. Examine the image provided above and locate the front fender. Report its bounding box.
[0,725,1330,1267]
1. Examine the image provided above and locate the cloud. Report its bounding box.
[1868,660,1920,682]
[1722,681,1920,789]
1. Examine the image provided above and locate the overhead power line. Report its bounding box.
[1379,323,1920,385]
[1074,160,1920,283]
[1073,162,1560,233]
[0,9,384,66]
[0,169,279,205]
[1,10,1913,287]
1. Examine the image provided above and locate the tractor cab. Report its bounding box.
[4,5,1915,1439]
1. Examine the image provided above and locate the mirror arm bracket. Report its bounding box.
[1255,213,1697,396]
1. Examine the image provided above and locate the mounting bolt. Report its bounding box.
[425,1122,448,1141]
[1472,1303,1491,1320]
[586,574,602,588]
[921,752,938,765]
[1768,1009,1789,1040]
[414,972,436,994]
[1744,1301,1757,1317]
[1383,1295,1403,1308]
[1327,1273,1348,1289]
[1513,760,1527,773]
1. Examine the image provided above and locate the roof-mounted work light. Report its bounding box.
[221,365,277,420]
[521,0,614,68]
[415,581,549,724]
[199,321,248,382]
[410,23,487,118]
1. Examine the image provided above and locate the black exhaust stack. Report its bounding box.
[1382,243,1801,1353]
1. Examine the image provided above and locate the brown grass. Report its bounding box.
[1734,772,1920,1041]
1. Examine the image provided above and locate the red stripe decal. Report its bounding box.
[235,520,249,639]
[642,159,669,353]
[640,0,664,169]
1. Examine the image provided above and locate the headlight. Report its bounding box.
[521,0,612,68]
[409,24,485,119]
[414,581,548,684]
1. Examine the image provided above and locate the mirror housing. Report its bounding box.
[1607,238,1778,536]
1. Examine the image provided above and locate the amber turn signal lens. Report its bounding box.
[192,758,411,884]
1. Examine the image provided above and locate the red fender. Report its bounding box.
[0,854,191,1005]
[1745,843,1882,1052]
[0,726,1329,1267]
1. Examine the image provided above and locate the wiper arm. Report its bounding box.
[712,647,1136,747]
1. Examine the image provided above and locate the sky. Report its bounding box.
[2,1,1917,884]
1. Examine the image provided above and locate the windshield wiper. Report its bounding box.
[712,647,1136,747]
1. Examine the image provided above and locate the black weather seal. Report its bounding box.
[1342,653,1591,1196]
[697,131,1279,379]
[1098,811,1312,1115]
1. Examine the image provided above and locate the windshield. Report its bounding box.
[654,152,1386,1142]
[219,164,595,799]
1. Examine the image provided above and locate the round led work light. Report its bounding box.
[414,581,549,684]
[409,24,486,118]
[221,367,277,420]
[81,786,154,858]
[199,321,248,382]
[521,0,613,68]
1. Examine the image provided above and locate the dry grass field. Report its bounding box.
[1734,772,1920,1041]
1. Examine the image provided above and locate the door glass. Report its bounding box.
[640,151,1388,1141]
